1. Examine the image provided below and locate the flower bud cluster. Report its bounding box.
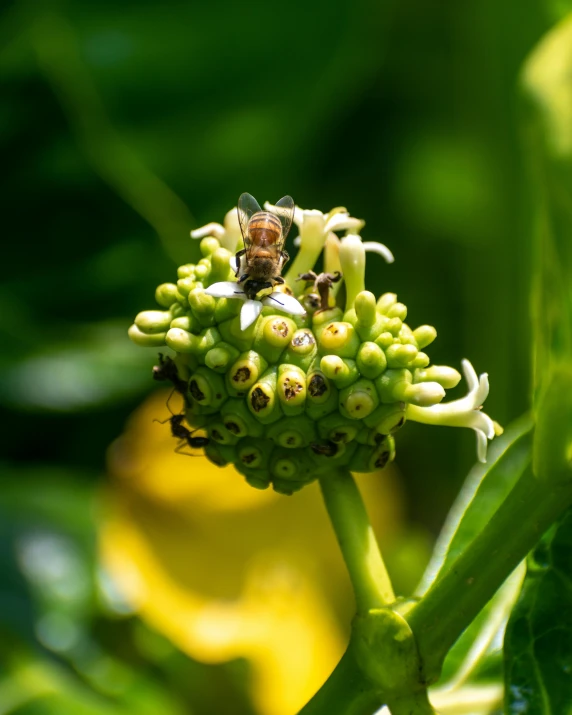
[129,231,471,494]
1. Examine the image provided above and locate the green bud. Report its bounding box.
[204,343,239,373]
[194,263,209,280]
[374,332,395,350]
[170,314,201,333]
[267,415,317,448]
[253,316,297,363]
[218,316,255,352]
[398,323,417,346]
[204,442,236,467]
[339,379,379,420]
[214,297,241,324]
[281,329,318,370]
[200,237,220,256]
[317,322,360,358]
[276,364,307,415]
[128,324,167,347]
[385,343,418,368]
[375,368,412,403]
[188,289,216,326]
[220,399,264,438]
[320,356,360,389]
[377,293,397,314]
[177,264,195,279]
[312,307,343,327]
[170,301,187,318]
[414,365,461,389]
[403,381,445,407]
[187,327,222,360]
[270,448,314,493]
[135,310,172,334]
[385,317,403,336]
[386,302,407,320]
[226,350,268,396]
[339,235,365,312]
[413,325,437,349]
[363,402,407,434]
[155,283,180,308]
[247,368,282,424]
[355,291,377,325]
[356,342,387,379]
[166,328,195,353]
[317,413,360,443]
[189,366,227,410]
[241,468,272,490]
[410,351,430,368]
[209,248,234,283]
[208,422,239,445]
[177,277,196,297]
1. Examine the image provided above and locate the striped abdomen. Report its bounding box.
[247,211,282,249]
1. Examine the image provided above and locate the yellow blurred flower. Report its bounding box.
[101,390,409,715]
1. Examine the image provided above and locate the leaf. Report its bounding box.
[520,12,572,396]
[504,507,572,714]
[417,413,533,596]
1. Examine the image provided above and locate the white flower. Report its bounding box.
[406,359,497,463]
[265,203,364,252]
[205,281,306,330]
[190,208,242,253]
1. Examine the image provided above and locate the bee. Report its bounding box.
[154,413,210,456]
[235,193,295,300]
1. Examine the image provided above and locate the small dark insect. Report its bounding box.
[310,441,339,457]
[235,193,295,300]
[153,353,189,410]
[154,413,209,455]
[297,271,342,311]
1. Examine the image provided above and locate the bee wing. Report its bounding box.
[237,193,262,248]
[273,195,295,243]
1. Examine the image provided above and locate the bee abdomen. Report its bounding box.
[249,211,282,245]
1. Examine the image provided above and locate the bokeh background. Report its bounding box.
[0,0,563,713]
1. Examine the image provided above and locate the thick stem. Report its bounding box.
[386,689,437,715]
[407,466,572,682]
[319,470,395,612]
[297,648,383,715]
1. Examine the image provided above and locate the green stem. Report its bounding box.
[297,648,383,715]
[386,689,437,715]
[319,469,395,612]
[407,465,572,682]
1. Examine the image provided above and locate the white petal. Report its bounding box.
[205,281,246,299]
[325,213,364,234]
[476,429,489,463]
[240,300,263,330]
[190,222,225,240]
[461,359,479,395]
[262,292,306,316]
[362,241,395,264]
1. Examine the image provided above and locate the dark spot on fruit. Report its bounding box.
[241,452,256,464]
[311,442,338,457]
[251,387,270,412]
[189,380,205,401]
[286,437,296,445]
[233,366,251,383]
[374,433,386,445]
[331,431,346,443]
[283,378,302,400]
[375,450,390,468]
[225,421,240,434]
[325,324,338,335]
[274,321,289,337]
[211,430,222,441]
[216,393,222,399]
[292,331,315,348]
[308,374,328,398]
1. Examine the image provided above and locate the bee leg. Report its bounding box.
[234,249,246,277]
[239,273,249,284]
[273,276,285,285]
[280,250,290,269]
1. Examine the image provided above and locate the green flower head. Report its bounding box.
[129,196,500,494]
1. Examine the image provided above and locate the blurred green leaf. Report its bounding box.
[504,508,572,715]
[521,12,572,394]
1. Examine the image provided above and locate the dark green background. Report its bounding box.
[0,0,559,712]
